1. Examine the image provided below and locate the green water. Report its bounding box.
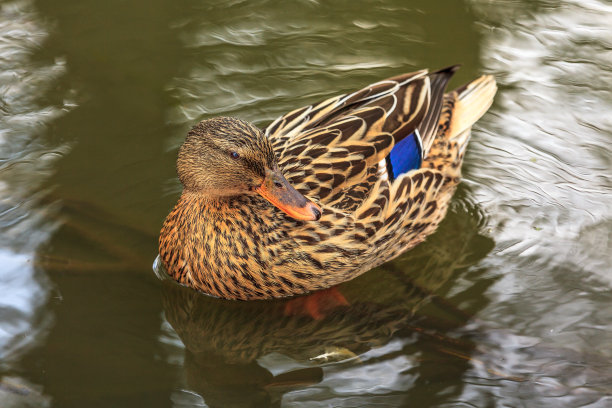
[1,0,612,406]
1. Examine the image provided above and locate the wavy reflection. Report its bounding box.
[458,0,612,405]
[0,0,72,405]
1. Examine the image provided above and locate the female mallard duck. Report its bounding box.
[159,66,496,300]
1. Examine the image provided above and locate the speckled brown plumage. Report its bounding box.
[159,67,497,300]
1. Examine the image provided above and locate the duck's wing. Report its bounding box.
[357,74,498,263]
[293,73,496,278]
[265,69,428,152]
[265,67,457,211]
[265,70,496,281]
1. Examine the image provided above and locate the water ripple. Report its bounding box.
[0,0,73,384]
[165,0,421,139]
[459,0,612,404]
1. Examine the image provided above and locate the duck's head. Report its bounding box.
[177,117,321,221]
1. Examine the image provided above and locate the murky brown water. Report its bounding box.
[1,0,611,406]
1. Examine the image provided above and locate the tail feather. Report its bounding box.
[422,74,496,175]
[449,75,497,139]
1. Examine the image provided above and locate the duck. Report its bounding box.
[161,200,493,364]
[159,65,496,300]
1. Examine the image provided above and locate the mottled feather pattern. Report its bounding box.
[159,68,497,299]
[160,191,366,299]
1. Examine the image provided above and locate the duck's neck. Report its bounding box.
[184,191,226,216]
[178,190,251,218]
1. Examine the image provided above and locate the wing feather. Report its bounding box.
[266,69,434,209]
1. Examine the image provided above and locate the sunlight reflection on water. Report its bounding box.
[458,0,612,405]
[0,2,71,403]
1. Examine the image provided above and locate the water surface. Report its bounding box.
[1,0,611,406]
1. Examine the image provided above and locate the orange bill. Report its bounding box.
[255,167,322,221]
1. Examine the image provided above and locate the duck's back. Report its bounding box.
[266,67,496,267]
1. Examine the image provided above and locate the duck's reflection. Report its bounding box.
[161,193,496,406]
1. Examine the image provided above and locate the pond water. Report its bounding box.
[1,0,611,406]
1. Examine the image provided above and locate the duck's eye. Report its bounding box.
[230,151,240,160]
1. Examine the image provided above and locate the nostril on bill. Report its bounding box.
[311,206,321,221]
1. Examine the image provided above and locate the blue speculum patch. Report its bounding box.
[387,130,423,180]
